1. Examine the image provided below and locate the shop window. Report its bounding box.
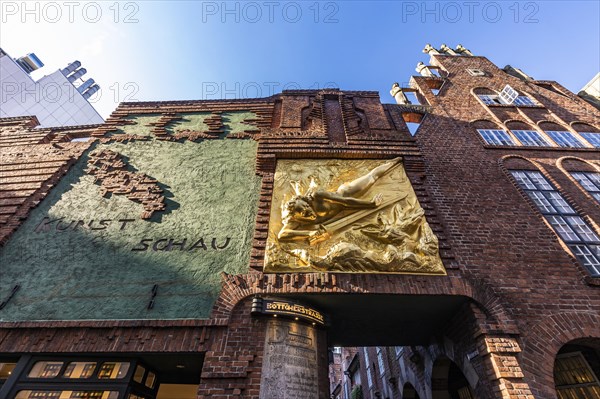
[145,372,156,389]
[571,172,600,202]
[510,170,600,276]
[133,365,145,384]
[28,362,64,378]
[477,129,516,146]
[15,391,119,399]
[0,362,16,379]
[97,362,130,379]
[62,362,97,379]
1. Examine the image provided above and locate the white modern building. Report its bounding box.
[0,48,104,127]
[579,72,600,109]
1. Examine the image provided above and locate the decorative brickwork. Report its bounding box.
[0,48,599,399]
[0,117,97,244]
[86,149,166,219]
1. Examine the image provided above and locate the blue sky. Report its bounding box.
[2,1,599,118]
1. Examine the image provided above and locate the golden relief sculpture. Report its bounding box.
[264,159,446,274]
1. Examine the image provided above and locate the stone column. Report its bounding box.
[259,318,328,399]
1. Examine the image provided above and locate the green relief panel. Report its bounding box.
[115,114,163,135]
[0,139,261,321]
[222,112,260,135]
[165,113,210,134]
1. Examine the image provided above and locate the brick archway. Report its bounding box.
[522,312,600,398]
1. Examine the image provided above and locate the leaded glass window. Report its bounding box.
[510,170,600,275]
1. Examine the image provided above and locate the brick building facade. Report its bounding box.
[0,45,599,399]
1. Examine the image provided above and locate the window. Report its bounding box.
[62,363,96,379]
[376,347,386,375]
[499,84,519,104]
[97,362,130,379]
[362,348,373,388]
[133,365,145,383]
[0,363,16,379]
[145,372,156,389]
[511,170,600,275]
[477,86,536,106]
[28,362,64,378]
[16,391,118,399]
[467,68,486,76]
[478,94,501,105]
[513,96,536,106]
[580,132,600,148]
[477,129,516,146]
[546,131,586,148]
[571,172,600,202]
[395,346,404,357]
[513,130,552,146]
[554,352,600,399]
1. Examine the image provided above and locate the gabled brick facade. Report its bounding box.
[0,46,598,399]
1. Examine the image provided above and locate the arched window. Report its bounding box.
[554,339,600,398]
[506,121,552,147]
[572,123,600,148]
[473,87,501,105]
[559,158,600,203]
[508,164,600,276]
[473,86,538,106]
[472,120,516,146]
[540,122,586,148]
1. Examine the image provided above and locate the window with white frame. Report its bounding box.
[580,132,600,148]
[571,172,600,202]
[512,130,552,146]
[499,84,519,104]
[477,129,517,146]
[545,131,586,148]
[477,86,536,106]
[510,170,600,276]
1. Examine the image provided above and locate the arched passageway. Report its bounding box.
[431,357,474,399]
[402,382,420,399]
